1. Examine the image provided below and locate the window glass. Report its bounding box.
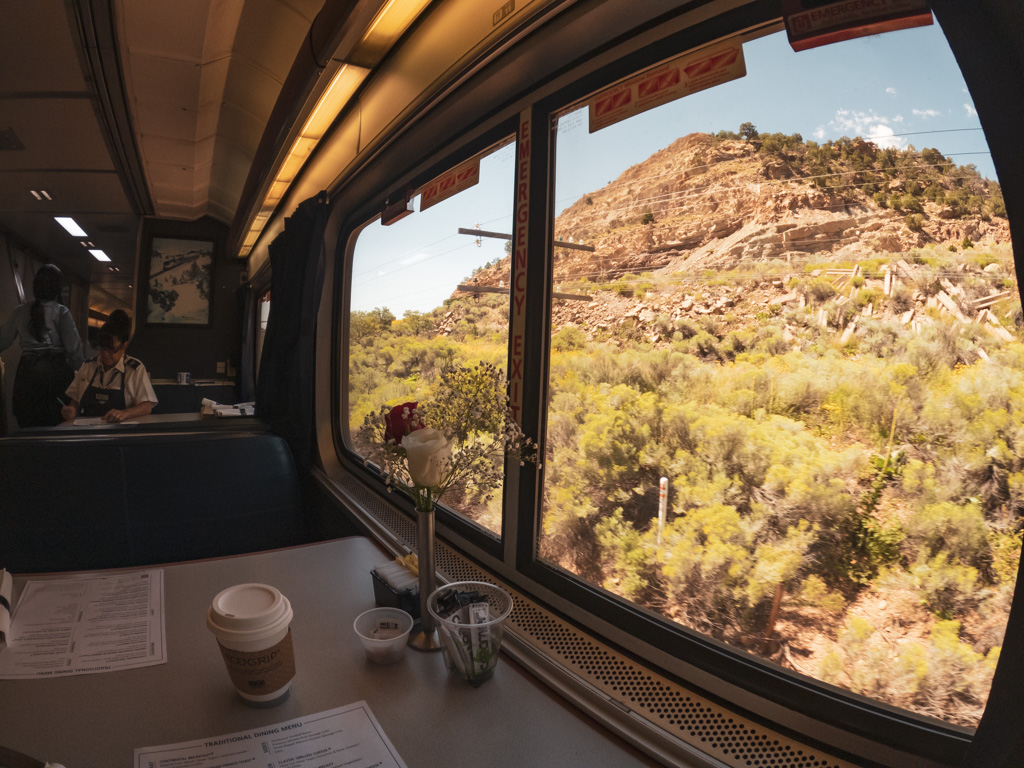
[347,140,517,535]
[542,26,1016,728]
[256,289,270,378]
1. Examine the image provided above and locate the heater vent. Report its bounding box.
[334,475,857,768]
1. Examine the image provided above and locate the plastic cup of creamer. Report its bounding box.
[353,607,413,664]
[207,583,296,706]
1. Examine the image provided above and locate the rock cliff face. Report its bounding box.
[451,131,1014,342]
[550,132,1009,283]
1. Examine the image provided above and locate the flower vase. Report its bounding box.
[408,488,443,651]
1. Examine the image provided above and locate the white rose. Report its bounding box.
[403,428,452,488]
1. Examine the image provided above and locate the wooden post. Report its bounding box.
[763,582,785,655]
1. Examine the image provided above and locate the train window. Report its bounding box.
[255,288,270,378]
[542,24,1016,730]
[347,139,517,536]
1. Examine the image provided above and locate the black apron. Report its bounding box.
[79,364,127,417]
[13,349,75,428]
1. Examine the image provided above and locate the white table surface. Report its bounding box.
[0,537,655,768]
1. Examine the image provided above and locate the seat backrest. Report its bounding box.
[121,433,302,564]
[0,431,304,572]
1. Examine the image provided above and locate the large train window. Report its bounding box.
[347,139,517,536]
[255,288,270,379]
[541,23,1016,730]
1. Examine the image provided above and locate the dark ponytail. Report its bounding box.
[29,264,64,342]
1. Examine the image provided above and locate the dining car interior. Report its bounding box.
[2,1,1024,766]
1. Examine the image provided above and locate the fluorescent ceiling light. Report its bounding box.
[89,249,111,262]
[301,65,370,139]
[239,0,428,258]
[55,217,87,237]
[30,190,52,201]
[353,0,433,67]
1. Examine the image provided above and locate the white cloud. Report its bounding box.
[912,108,941,119]
[828,109,906,149]
[400,253,431,266]
[813,126,826,140]
[886,87,897,96]
[964,103,978,117]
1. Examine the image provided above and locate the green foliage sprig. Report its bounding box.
[358,362,538,508]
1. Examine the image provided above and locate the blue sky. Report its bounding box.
[352,22,992,318]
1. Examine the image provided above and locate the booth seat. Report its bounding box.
[0,431,306,573]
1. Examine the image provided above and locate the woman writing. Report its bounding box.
[0,264,84,427]
[61,309,158,424]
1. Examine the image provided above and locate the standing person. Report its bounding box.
[61,309,158,424]
[0,264,84,427]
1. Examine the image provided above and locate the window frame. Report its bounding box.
[511,24,980,760]
[321,2,1024,765]
[336,117,526,563]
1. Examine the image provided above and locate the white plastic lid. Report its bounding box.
[206,583,292,640]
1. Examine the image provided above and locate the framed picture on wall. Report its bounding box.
[145,237,214,325]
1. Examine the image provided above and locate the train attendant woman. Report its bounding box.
[0,264,84,427]
[61,309,158,424]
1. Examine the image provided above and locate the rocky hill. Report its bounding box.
[448,130,1015,342]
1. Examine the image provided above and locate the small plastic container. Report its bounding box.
[371,569,420,619]
[353,607,413,665]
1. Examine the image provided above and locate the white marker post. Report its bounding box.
[657,477,668,545]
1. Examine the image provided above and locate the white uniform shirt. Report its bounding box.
[66,355,159,409]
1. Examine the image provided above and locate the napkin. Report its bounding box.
[0,568,12,647]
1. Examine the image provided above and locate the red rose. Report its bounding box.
[384,402,423,444]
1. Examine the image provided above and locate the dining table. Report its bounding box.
[0,536,658,768]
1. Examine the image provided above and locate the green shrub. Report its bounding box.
[819,617,995,726]
[552,325,588,351]
[796,574,846,614]
[912,553,979,618]
[905,501,989,566]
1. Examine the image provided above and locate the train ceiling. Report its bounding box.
[0,0,326,316]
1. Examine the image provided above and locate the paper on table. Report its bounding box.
[0,570,166,678]
[73,417,138,426]
[134,701,408,768]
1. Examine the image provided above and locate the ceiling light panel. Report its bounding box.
[55,216,87,236]
[351,0,433,67]
[301,65,370,139]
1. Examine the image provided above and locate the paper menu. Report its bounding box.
[72,417,139,425]
[0,569,166,678]
[134,701,408,768]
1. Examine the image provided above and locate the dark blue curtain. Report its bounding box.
[255,191,329,471]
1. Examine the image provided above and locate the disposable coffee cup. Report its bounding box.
[177,371,191,384]
[206,583,296,706]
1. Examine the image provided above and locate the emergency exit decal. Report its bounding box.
[588,41,745,133]
[419,158,481,212]
[782,0,932,52]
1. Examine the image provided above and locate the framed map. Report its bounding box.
[145,237,213,325]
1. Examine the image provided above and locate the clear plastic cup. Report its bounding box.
[427,581,513,686]
[353,607,414,664]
